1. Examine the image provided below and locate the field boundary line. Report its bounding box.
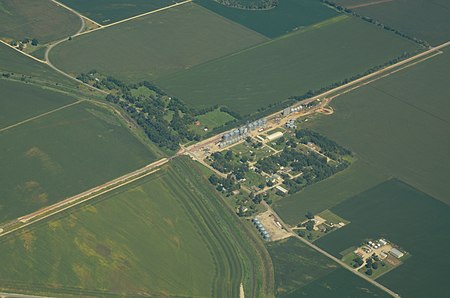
[348,0,393,9]
[0,40,46,64]
[0,100,83,133]
[0,159,168,239]
[75,0,193,37]
[49,0,102,28]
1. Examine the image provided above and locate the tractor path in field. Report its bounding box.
[348,0,394,10]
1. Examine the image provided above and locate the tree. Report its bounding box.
[297,230,306,237]
[305,211,314,219]
[31,38,39,46]
[305,220,314,231]
[365,268,373,276]
[372,262,378,270]
[208,174,219,185]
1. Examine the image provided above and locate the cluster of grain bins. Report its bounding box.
[251,218,271,241]
[282,105,304,116]
[285,119,296,129]
[219,118,267,148]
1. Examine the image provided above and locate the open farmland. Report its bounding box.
[0,0,81,44]
[315,179,450,298]
[156,15,421,116]
[0,80,76,129]
[333,0,450,45]
[195,0,338,38]
[0,157,269,297]
[0,101,161,223]
[59,0,177,24]
[268,238,389,297]
[49,3,267,82]
[301,50,450,204]
[0,43,78,89]
[274,160,388,225]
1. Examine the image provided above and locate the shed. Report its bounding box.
[389,248,404,259]
[266,131,284,141]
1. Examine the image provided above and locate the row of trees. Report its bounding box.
[295,129,351,160]
[321,0,429,47]
[216,0,278,10]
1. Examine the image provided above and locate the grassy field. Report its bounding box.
[0,0,81,44]
[267,238,389,297]
[156,15,421,115]
[195,0,338,38]
[0,80,76,129]
[0,101,161,223]
[315,179,450,298]
[0,157,270,297]
[50,3,267,82]
[334,0,450,45]
[191,108,236,135]
[59,0,177,24]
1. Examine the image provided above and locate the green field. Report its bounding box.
[0,80,76,129]
[0,157,270,297]
[59,0,177,24]
[315,179,450,298]
[0,0,81,44]
[0,101,161,223]
[0,43,78,89]
[305,51,450,204]
[50,3,267,82]
[195,0,338,38]
[156,15,421,115]
[191,108,236,135]
[274,160,388,225]
[334,0,450,45]
[267,238,389,297]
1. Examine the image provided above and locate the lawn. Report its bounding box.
[334,0,450,45]
[50,3,267,82]
[59,0,178,24]
[0,0,81,44]
[0,157,270,297]
[195,0,338,38]
[0,101,161,223]
[315,179,450,298]
[0,80,76,129]
[267,237,389,297]
[156,15,421,116]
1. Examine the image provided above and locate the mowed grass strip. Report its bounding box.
[0,166,215,296]
[0,80,76,129]
[59,0,178,24]
[156,15,421,116]
[0,0,81,43]
[195,0,338,38]
[0,101,160,223]
[315,179,450,298]
[50,3,268,82]
[268,238,389,297]
[334,0,450,45]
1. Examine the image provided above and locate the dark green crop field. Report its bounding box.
[0,80,76,129]
[274,160,388,225]
[334,0,450,45]
[156,15,421,116]
[195,0,338,38]
[315,179,450,298]
[50,3,267,82]
[268,238,389,297]
[0,101,160,223]
[0,0,81,44]
[59,0,177,24]
[0,157,268,297]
